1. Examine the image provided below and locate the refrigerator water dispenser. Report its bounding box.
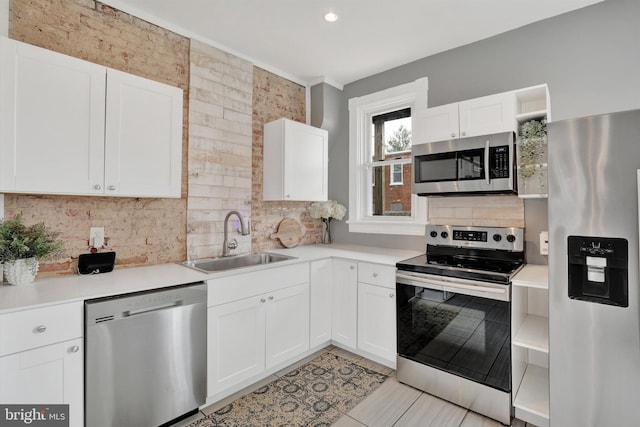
[567,236,628,307]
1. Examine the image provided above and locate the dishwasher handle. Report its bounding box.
[123,300,183,317]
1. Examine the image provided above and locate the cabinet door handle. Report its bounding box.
[389,293,395,298]
[373,273,378,278]
[260,298,266,303]
[69,345,80,353]
[34,325,47,333]
[268,296,274,300]
[93,184,101,190]
[462,131,467,136]
[108,185,116,191]
[350,266,355,270]
[450,132,456,138]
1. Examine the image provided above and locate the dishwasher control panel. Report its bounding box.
[85,281,206,325]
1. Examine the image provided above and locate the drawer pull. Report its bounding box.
[69,345,80,353]
[373,273,378,278]
[34,325,47,334]
[268,296,274,300]
[260,298,266,303]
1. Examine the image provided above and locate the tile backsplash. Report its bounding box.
[428,195,525,228]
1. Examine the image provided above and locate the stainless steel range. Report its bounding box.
[395,225,524,425]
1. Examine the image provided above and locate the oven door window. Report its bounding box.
[396,282,511,393]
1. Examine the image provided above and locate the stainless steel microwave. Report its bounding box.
[412,131,516,196]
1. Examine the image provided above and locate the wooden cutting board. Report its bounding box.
[270,218,303,248]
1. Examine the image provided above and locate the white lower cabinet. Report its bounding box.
[357,283,396,363]
[207,264,310,400]
[331,259,358,348]
[357,262,397,366]
[0,339,83,427]
[0,302,83,427]
[309,259,333,348]
[207,296,266,394]
[265,283,310,369]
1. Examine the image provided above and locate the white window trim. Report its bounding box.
[348,77,429,236]
[390,164,404,186]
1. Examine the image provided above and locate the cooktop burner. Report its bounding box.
[396,225,525,284]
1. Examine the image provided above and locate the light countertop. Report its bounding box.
[512,264,549,289]
[0,243,422,314]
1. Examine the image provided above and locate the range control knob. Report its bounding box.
[441,231,449,239]
[430,231,438,238]
[493,234,502,242]
[506,234,516,243]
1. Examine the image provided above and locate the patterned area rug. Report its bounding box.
[190,352,389,427]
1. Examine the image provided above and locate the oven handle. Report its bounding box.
[396,272,510,302]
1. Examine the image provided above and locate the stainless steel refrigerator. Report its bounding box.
[548,109,640,426]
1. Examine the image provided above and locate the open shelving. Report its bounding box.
[514,84,551,199]
[512,264,549,427]
[514,364,550,427]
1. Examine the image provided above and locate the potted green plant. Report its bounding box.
[0,214,64,286]
[518,118,548,194]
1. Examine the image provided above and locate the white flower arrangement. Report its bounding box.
[309,200,347,221]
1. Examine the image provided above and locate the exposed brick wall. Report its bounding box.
[252,68,322,250]
[187,40,252,259]
[7,0,189,275]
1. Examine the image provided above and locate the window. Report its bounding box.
[348,78,428,235]
[390,164,403,186]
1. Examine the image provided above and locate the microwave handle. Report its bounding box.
[484,140,490,185]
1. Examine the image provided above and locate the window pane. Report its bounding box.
[371,164,411,217]
[385,117,412,155]
[391,164,403,184]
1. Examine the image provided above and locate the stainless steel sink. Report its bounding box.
[182,252,297,273]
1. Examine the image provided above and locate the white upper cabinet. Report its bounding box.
[105,69,182,197]
[0,37,106,195]
[263,118,328,201]
[413,102,459,143]
[414,92,516,145]
[0,37,183,198]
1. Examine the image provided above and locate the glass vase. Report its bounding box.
[322,218,332,244]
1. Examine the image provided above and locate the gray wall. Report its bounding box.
[315,0,640,251]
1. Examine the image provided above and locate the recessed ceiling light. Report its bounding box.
[324,11,338,23]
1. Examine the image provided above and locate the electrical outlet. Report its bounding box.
[90,227,105,248]
[540,231,549,255]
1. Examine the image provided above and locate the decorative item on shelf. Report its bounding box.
[518,118,548,194]
[0,214,64,286]
[309,200,347,244]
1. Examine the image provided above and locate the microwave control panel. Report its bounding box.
[490,146,510,178]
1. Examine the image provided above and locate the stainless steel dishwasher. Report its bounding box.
[85,282,207,427]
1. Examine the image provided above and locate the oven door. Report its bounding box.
[396,271,511,393]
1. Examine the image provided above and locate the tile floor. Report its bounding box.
[174,346,534,427]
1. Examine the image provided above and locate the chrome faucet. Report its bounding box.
[222,210,250,256]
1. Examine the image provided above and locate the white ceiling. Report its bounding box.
[103,0,604,88]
